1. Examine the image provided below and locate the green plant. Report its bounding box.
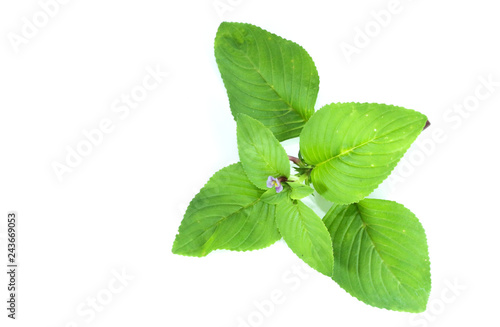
[172,22,431,313]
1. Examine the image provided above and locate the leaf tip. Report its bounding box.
[423,120,431,130]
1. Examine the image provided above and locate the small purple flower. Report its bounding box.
[267,176,283,193]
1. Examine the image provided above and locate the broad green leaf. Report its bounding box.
[287,182,314,200]
[276,199,333,276]
[237,114,290,189]
[323,199,431,312]
[172,163,281,257]
[300,103,427,204]
[261,187,289,205]
[215,22,319,141]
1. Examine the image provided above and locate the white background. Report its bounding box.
[1,0,499,326]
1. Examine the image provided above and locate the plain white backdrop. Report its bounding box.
[1,0,499,326]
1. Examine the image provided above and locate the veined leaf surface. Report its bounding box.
[300,102,427,204]
[215,22,319,141]
[323,199,431,312]
[172,163,281,257]
[276,199,333,276]
[237,114,290,189]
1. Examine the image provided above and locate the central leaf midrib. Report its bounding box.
[354,204,407,289]
[245,137,285,183]
[297,203,330,274]
[200,191,267,253]
[237,41,308,121]
[312,117,423,168]
[314,137,376,168]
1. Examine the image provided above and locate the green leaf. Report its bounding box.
[300,103,427,204]
[287,182,314,200]
[172,163,281,257]
[323,199,431,312]
[215,22,319,141]
[275,199,333,276]
[237,114,290,189]
[261,187,289,205]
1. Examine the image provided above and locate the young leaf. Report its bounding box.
[172,163,281,257]
[237,114,290,189]
[275,199,333,276]
[215,22,319,141]
[288,182,314,200]
[323,199,431,312]
[300,103,427,204]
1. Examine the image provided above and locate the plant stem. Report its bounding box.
[288,155,300,165]
[278,176,288,183]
